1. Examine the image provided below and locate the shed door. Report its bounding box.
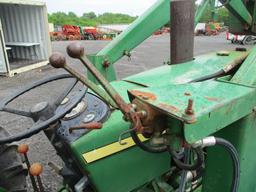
[0,19,8,74]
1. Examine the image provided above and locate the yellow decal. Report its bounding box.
[83,134,147,163]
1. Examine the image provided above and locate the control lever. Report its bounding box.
[49,53,117,108]
[50,43,169,153]
[17,144,39,192]
[30,163,44,192]
[69,122,103,133]
[49,43,145,133]
[66,43,131,117]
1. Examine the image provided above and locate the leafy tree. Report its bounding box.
[48,12,137,27]
[48,12,68,26]
[82,12,97,19]
[198,4,229,26]
[68,12,77,18]
[216,7,229,25]
[199,4,213,23]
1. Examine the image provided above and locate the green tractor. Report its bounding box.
[1,0,256,191]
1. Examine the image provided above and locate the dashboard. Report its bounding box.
[56,92,110,143]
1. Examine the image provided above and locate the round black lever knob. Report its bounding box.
[49,52,66,68]
[67,43,85,59]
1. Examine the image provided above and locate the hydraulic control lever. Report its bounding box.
[50,43,169,154]
[49,43,145,131]
[49,52,118,108]
[65,43,132,116]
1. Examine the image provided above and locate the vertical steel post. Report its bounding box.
[210,0,217,22]
[171,0,195,64]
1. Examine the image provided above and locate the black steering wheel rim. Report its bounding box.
[0,74,86,144]
[1,74,74,108]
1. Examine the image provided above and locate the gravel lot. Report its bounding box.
[0,33,252,191]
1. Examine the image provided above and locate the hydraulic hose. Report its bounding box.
[168,146,204,171]
[193,136,240,192]
[189,52,248,83]
[130,129,167,153]
[192,165,204,182]
[178,148,191,192]
[131,130,239,191]
[215,137,240,192]
[130,129,204,170]
[189,70,224,83]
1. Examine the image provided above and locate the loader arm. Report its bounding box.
[87,0,212,83]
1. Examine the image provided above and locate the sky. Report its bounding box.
[44,0,158,16]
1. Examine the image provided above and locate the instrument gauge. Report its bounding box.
[83,112,96,123]
[63,100,87,120]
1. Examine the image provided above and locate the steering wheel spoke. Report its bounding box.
[53,78,78,108]
[0,74,87,144]
[2,107,32,118]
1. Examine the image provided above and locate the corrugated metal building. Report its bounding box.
[0,0,51,76]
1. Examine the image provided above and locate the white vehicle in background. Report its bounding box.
[226,31,256,45]
[195,23,206,35]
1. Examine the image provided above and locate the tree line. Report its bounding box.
[199,6,229,25]
[48,6,229,27]
[48,12,137,27]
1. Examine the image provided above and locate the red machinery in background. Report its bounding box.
[50,25,82,41]
[83,27,98,40]
[50,25,116,41]
[62,25,81,40]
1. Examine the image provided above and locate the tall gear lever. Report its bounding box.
[49,43,145,132]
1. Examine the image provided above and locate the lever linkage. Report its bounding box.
[49,43,145,132]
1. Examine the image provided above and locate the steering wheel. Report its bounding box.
[0,74,86,144]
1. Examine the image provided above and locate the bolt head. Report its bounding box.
[67,43,84,59]
[142,96,149,100]
[131,104,137,110]
[103,60,110,68]
[49,52,66,68]
[185,109,194,115]
[140,110,147,118]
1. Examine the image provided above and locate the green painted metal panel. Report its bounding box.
[183,81,256,143]
[87,54,117,84]
[231,46,256,86]
[71,111,170,192]
[220,0,252,25]
[210,0,217,21]
[70,50,256,191]
[203,113,256,192]
[86,144,169,192]
[71,81,170,192]
[125,51,246,86]
[127,79,255,144]
[228,11,245,35]
[195,0,210,25]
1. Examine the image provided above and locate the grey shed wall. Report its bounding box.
[0,3,50,60]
